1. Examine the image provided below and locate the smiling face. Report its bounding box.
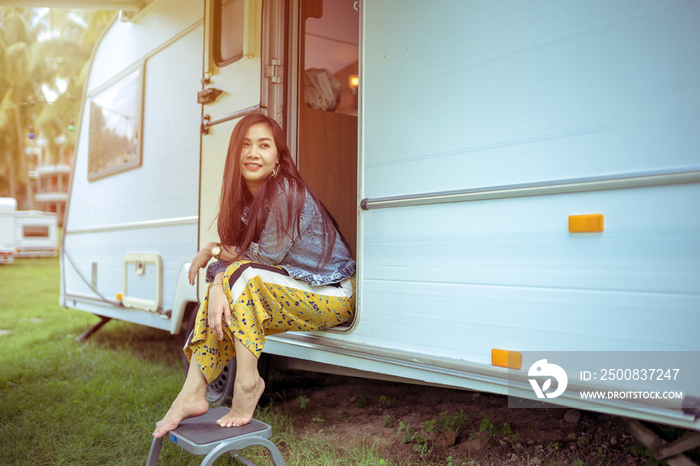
[239,122,279,196]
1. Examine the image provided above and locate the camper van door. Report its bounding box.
[198,0,264,299]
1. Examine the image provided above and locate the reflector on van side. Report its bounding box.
[492,349,522,370]
[569,214,604,233]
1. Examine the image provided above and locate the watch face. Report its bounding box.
[212,246,221,256]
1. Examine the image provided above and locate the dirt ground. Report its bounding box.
[263,370,698,465]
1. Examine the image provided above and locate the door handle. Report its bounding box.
[197,87,223,105]
[200,105,261,135]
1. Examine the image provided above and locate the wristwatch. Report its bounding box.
[211,243,221,259]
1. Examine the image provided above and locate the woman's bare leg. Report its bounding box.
[216,337,265,427]
[153,358,210,438]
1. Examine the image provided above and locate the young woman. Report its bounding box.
[153,113,355,438]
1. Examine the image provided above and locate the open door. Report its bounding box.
[198,0,286,298]
[295,0,359,256]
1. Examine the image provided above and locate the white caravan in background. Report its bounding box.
[0,198,17,264]
[0,199,57,260]
[14,210,59,258]
[19,0,699,432]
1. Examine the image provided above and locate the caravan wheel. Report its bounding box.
[183,304,235,405]
[205,359,236,404]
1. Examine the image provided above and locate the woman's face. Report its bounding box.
[239,122,279,195]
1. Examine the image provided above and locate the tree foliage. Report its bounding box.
[0,7,115,207]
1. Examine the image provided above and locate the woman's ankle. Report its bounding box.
[235,372,262,392]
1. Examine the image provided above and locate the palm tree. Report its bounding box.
[0,7,114,207]
[0,8,46,208]
[34,9,114,164]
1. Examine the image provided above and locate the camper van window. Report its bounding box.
[23,226,49,238]
[87,66,143,180]
[213,0,244,66]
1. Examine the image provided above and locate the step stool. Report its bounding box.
[146,407,286,465]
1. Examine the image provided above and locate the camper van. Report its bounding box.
[14,210,59,258]
[52,0,699,432]
[0,198,17,264]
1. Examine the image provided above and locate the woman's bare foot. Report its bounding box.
[153,385,209,438]
[154,356,211,438]
[153,391,209,438]
[217,376,265,427]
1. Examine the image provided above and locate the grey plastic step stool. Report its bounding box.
[146,407,285,465]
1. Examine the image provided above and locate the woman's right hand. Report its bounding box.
[188,242,216,285]
[207,284,232,341]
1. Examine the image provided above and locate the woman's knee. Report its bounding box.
[224,260,254,276]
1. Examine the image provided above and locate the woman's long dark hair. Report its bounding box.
[217,113,346,265]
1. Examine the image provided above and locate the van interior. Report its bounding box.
[297,0,359,255]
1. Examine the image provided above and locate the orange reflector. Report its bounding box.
[116,293,123,302]
[568,214,604,233]
[491,349,522,370]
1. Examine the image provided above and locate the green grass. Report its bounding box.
[0,257,186,464]
[0,257,395,465]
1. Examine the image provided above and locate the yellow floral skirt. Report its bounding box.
[185,260,355,384]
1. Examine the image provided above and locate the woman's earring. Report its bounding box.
[272,162,280,178]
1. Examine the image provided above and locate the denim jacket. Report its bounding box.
[206,180,355,286]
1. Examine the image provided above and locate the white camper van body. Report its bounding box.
[14,210,59,258]
[60,0,202,333]
[55,0,699,430]
[0,198,17,264]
